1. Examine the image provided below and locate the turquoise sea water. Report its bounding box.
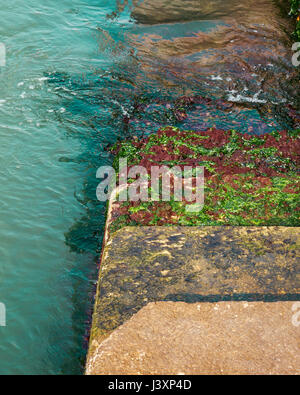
[0,0,131,375]
[0,0,297,375]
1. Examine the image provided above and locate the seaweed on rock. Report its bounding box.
[108,127,300,232]
[290,0,300,40]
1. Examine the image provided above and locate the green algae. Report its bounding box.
[290,0,300,41]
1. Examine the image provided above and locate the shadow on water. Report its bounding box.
[46,0,299,373]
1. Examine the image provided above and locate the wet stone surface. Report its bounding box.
[89,226,300,344]
[130,0,289,25]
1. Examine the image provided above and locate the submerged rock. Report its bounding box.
[123,0,297,131]
[130,0,291,25]
[131,0,241,24]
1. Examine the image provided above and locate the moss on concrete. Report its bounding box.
[88,226,299,344]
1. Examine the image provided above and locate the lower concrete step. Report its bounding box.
[86,301,300,375]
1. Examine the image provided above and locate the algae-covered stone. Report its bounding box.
[109,127,300,233]
[290,0,300,40]
[88,226,299,348]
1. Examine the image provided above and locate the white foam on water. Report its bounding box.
[227,89,267,104]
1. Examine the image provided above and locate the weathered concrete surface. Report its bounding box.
[86,226,299,372]
[86,301,300,375]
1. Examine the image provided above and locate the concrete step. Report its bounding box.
[86,226,299,374]
[86,300,300,375]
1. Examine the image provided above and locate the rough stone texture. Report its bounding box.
[86,301,300,375]
[87,226,299,356]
